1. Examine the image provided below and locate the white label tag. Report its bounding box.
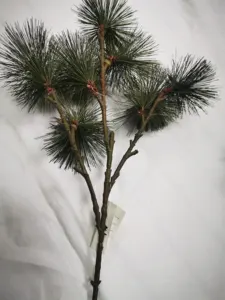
[90,201,125,252]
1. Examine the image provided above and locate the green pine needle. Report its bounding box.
[55,31,100,105]
[105,29,158,90]
[0,18,57,113]
[113,65,178,134]
[165,54,218,115]
[113,55,217,135]
[42,104,106,170]
[75,0,136,47]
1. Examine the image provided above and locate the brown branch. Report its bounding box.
[91,25,115,300]
[47,94,101,228]
[99,24,109,147]
[110,94,164,191]
[91,131,115,300]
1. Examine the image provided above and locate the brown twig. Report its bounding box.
[99,24,109,146]
[91,131,114,300]
[110,93,165,191]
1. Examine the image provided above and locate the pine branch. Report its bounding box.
[55,31,100,105]
[47,93,101,228]
[0,18,57,112]
[0,6,218,300]
[42,102,106,170]
[165,54,218,114]
[75,0,136,48]
[110,55,217,187]
[112,65,177,134]
[110,92,165,190]
[105,29,158,90]
[113,56,217,135]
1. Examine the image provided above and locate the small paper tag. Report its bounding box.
[90,201,125,252]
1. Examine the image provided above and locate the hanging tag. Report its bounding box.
[90,201,125,252]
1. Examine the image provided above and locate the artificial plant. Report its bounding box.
[0,0,218,299]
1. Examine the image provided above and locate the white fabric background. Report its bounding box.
[0,0,225,299]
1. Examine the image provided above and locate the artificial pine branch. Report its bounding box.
[75,0,136,47]
[42,103,106,169]
[55,31,100,105]
[0,19,58,112]
[47,91,101,228]
[165,55,217,114]
[105,28,158,90]
[0,1,218,300]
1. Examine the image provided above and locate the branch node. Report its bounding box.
[73,166,84,175]
[129,150,139,157]
[91,280,101,287]
[87,80,98,95]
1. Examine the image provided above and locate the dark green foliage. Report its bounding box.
[76,0,158,95]
[165,55,218,115]
[42,104,106,170]
[55,31,100,105]
[0,4,218,171]
[105,29,158,90]
[113,66,178,134]
[0,18,57,112]
[76,0,136,47]
[114,56,217,134]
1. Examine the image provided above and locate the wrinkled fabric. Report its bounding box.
[0,117,91,299]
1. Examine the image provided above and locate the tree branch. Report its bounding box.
[110,93,165,190]
[91,24,115,300]
[99,24,109,147]
[47,94,101,228]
